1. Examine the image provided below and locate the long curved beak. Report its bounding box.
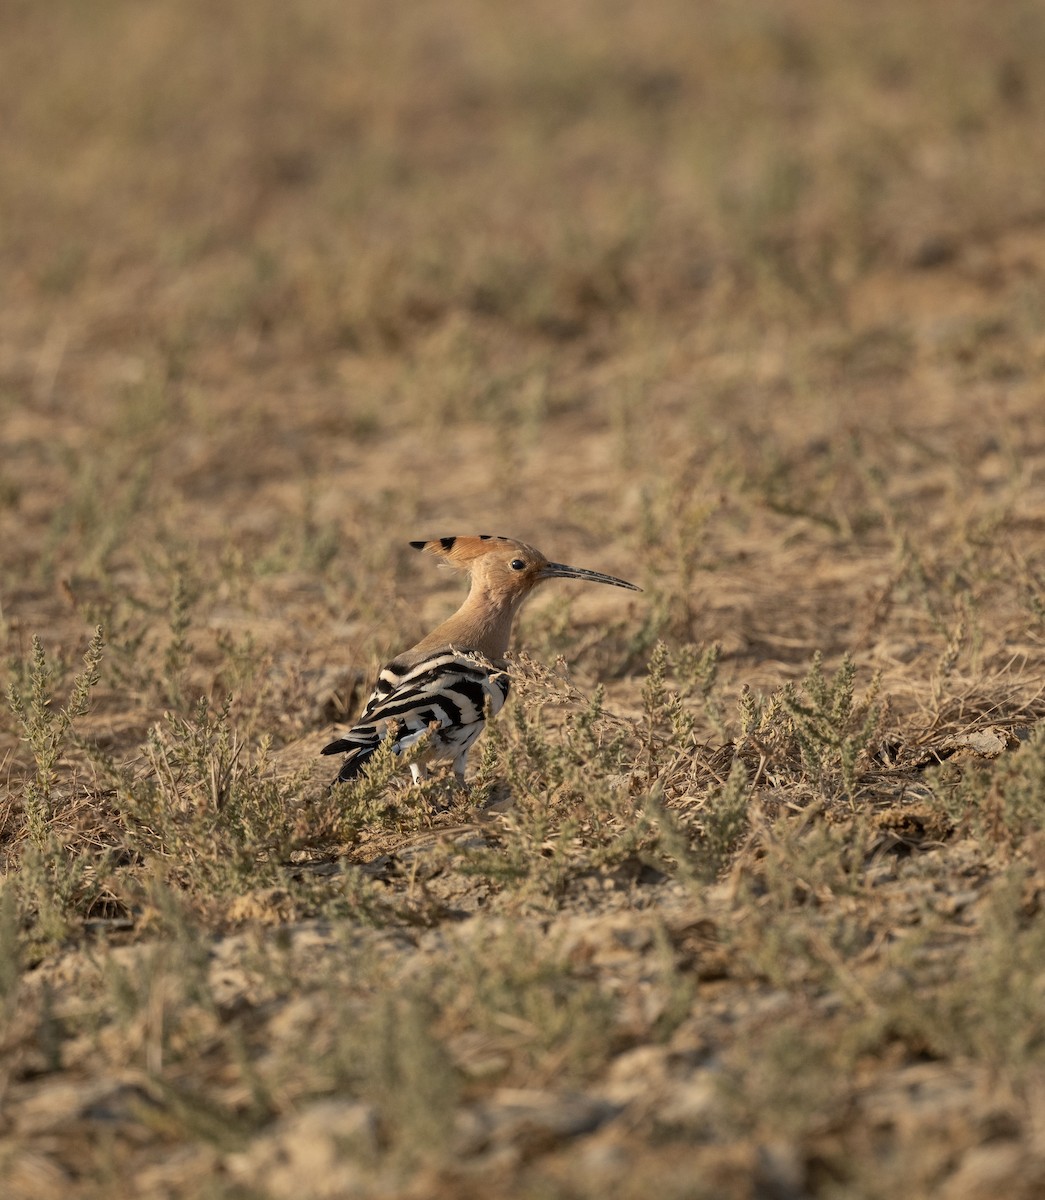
[538,561,642,591]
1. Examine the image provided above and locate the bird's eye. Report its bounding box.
[509,558,526,571]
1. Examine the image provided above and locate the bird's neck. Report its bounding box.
[411,582,527,661]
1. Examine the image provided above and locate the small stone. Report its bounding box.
[225,1099,378,1200]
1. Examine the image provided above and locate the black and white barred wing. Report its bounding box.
[322,651,511,782]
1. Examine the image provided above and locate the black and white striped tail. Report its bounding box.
[322,651,511,784]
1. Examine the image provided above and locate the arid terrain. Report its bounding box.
[3,1,1045,1196]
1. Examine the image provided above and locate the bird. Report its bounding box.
[322,535,640,786]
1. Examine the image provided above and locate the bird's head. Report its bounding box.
[409,535,641,602]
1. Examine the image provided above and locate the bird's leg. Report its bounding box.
[451,750,469,786]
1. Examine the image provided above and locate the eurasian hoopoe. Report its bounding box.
[322,535,640,785]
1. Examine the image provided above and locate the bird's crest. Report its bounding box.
[409,534,531,570]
